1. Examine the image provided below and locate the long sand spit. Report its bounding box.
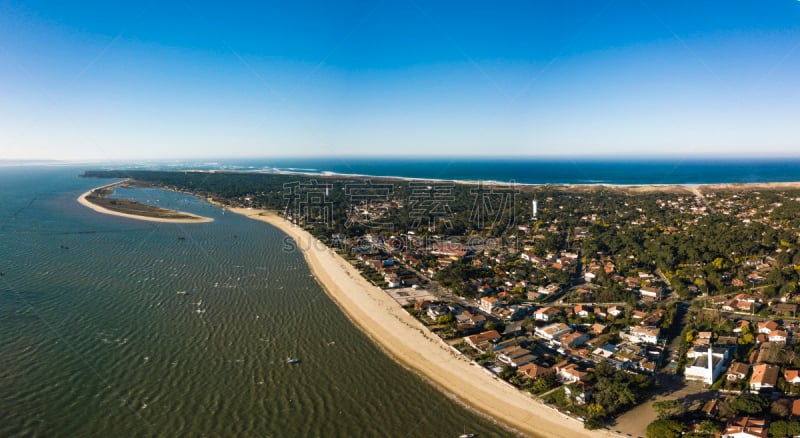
[78,182,213,223]
[228,207,610,438]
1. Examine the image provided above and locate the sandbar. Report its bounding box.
[78,182,214,223]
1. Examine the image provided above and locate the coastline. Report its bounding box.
[163,168,800,194]
[228,206,609,438]
[77,182,214,223]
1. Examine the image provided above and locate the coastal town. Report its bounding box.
[83,170,800,437]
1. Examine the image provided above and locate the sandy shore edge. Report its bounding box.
[77,182,214,223]
[228,206,609,438]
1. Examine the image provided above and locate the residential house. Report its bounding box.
[497,346,536,368]
[426,304,449,320]
[768,330,788,343]
[750,363,779,391]
[640,285,665,301]
[591,323,607,335]
[733,320,751,334]
[559,332,590,348]
[384,274,402,288]
[518,363,553,380]
[463,330,501,351]
[685,346,730,385]
[537,283,561,296]
[784,369,800,384]
[793,399,800,418]
[431,244,468,260]
[727,362,750,381]
[607,306,623,317]
[533,306,562,322]
[703,399,719,418]
[628,326,660,345]
[757,320,779,335]
[573,305,592,318]
[479,296,500,314]
[722,416,768,438]
[535,323,572,341]
[455,310,486,328]
[556,363,591,384]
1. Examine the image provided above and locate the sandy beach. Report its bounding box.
[228,207,609,438]
[77,183,214,223]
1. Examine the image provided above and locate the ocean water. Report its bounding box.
[0,166,510,437]
[105,157,800,185]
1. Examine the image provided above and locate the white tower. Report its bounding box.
[532,199,538,220]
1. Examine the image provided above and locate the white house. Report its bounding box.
[685,346,729,385]
[479,296,500,313]
[535,323,572,341]
[537,283,561,295]
[533,307,562,322]
[628,326,660,345]
[722,416,768,438]
[768,330,788,343]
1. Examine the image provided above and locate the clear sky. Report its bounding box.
[2,0,800,160]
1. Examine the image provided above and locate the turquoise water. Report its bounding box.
[0,167,511,437]
[112,157,800,185]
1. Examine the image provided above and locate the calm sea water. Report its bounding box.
[109,157,800,185]
[0,166,511,437]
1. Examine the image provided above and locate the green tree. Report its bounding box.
[646,419,684,438]
[769,420,800,437]
[437,314,453,325]
[652,399,687,419]
[730,393,768,415]
[698,420,718,435]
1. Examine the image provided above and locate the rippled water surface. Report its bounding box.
[0,167,511,437]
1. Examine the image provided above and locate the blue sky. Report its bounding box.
[1,1,800,160]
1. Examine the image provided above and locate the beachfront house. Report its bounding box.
[463,330,501,351]
[497,346,536,368]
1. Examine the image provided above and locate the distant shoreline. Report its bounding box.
[77,181,214,223]
[172,168,800,195]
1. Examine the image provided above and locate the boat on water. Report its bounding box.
[287,357,300,364]
[459,433,476,438]
[176,290,187,296]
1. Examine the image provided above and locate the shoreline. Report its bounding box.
[77,181,214,223]
[228,206,610,438]
[164,168,800,194]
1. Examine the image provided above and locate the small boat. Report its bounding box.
[177,237,186,241]
[459,433,476,438]
[60,245,69,250]
[287,357,300,364]
[176,290,187,296]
